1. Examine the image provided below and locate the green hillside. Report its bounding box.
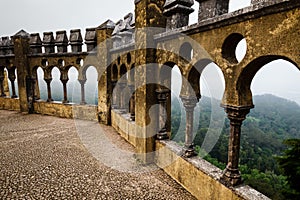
[171,94,300,199]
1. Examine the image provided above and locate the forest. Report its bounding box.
[171,94,300,199]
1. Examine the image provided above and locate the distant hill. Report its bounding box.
[171,94,300,173]
[171,94,300,199]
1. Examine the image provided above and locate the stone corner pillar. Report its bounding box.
[96,20,115,125]
[13,30,32,113]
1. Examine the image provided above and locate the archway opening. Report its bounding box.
[6,67,18,98]
[67,67,80,104]
[37,67,47,101]
[170,65,184,142]
[191,62,227,163]
[51,67,63,101]
[239,58,300,199]
[85,66,98,105]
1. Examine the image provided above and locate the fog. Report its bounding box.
[1,0,299,105]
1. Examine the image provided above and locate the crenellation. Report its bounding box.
[85,28,97,52]
[111,14,136,49]
[196,0,229,21]
[43,32,55,54]
[55,30,69,53]
[70,29,83,53]
[29,33,42,54]
[163,0,195,30]
[0,37,10,55]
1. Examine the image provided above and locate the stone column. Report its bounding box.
[180,95,198,157]
[0,69,5,97]
[221,106,251,186]
[118,81,127,112]
[27,76,36,113]
[44,78,53,102]
[61,79,69,104]
[111,80,118,109]
[156,89,170,140]
[128,84,135,121]
[79,79,87,105]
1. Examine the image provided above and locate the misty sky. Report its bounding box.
[1,0,299,105]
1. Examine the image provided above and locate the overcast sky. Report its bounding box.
[0,0,299,105]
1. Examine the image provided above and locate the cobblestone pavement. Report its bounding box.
[0,110,196,199]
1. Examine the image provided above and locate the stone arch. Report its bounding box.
[187,59,213,100]
[179,42,193,62]
[158,61,185,92]
[237,55,299,106]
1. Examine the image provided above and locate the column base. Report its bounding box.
[80,101,87,105]
[182,144,197,158]
[62,100,69,104]
[47,98,53,102]
[130,115,135,121]
[156,131,169,140]
[220,167,242,186]
[11,95,18,99]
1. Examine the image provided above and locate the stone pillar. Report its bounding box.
[221,106,251,186]
[79,79,87,105]
[111,80,118,109]
[13,30,32,112]
[118,82,127,112]
[0,68,6,97]
[44,78,53,102]
[180,95,198,157]
[61,79,69,104]
[128,84,135,121]
[156,89,170,140]
[134,0,166,163]
[3,70,9,97]
[96,20,115,124]
[163,0,194,30]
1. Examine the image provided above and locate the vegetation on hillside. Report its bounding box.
[171,94,300,199]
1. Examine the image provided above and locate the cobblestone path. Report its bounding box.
[0,110,196,199]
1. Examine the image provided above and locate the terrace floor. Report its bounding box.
[0,110,196,199]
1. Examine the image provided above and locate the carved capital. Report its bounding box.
[222,105,253,124]
[156,88,170,102]
[180,95,198,111]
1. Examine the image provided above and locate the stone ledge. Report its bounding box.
[155,140,270,200]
